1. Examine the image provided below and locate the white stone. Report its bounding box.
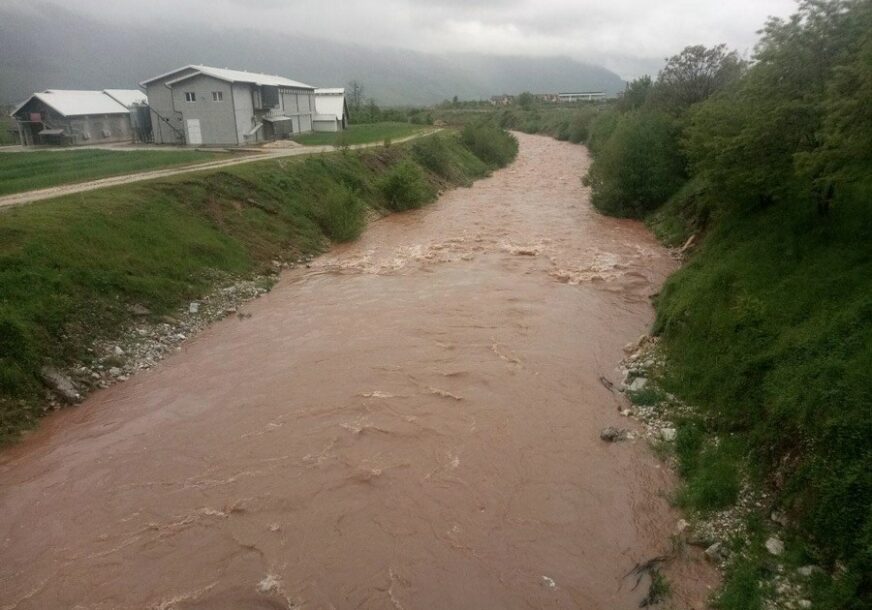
[627,376,648,392]
[660,427,677,442]
[188,302,199,314]
[676,519,690,534]
[798,600,812,608]
[113,345,124,356]
[765,536,785,556]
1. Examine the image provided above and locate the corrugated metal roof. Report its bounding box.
[11,90,131,117]
[144,65,314,90]
[103,89,147,108]
[314,90,346,121]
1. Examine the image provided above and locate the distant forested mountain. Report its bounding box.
[0,4,625,106]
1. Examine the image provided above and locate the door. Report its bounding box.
[186,119,202,145]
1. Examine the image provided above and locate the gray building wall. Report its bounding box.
[170,74,237,146]
[313,119,340,133]
[232,83,255,144]
[144,68,316,146]
[146,67,199,144]
[13,98,133,146]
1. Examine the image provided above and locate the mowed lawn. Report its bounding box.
[0,149,222,196]
[294,122,430,146]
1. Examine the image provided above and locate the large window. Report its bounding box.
[212,91,223,102]
[184,92,196,103]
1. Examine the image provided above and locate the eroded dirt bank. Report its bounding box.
[0,133,716,609]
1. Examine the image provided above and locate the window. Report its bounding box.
[184,92,196,103]
[212,91,223,102]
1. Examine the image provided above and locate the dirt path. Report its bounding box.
[0,133,716,609]
[0,130,437,210]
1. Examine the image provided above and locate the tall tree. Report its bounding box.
[649,44,745,112]
[346,80,365,112]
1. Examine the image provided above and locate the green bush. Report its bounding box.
[379,159,435,211]
[312,185,366,242]
[586,109,621,155]
[584,110,685,217]
[460,121,519,168]
[412,135,453,178]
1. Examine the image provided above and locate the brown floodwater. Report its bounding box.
[0,133,717,609]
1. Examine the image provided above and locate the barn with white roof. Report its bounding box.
[141,65,320,146]
[313,88,349,133]
[10,89,147,146]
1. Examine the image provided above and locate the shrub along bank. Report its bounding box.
[578,2,872,607]
[0,126,518,442]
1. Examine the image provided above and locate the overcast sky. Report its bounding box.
[16,0,798,78]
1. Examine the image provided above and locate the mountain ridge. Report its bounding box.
[0,4,625,106]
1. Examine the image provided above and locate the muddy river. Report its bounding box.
[0,133,716,609]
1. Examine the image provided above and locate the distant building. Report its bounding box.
[313,88,349,132]
[141,65,318,146]
[490,94,515,106]
[534,93,560,103]
[558,91,607,103]
[10,89,146,146]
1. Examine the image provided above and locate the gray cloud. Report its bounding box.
[11,0,797,79]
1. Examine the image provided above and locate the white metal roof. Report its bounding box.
[314,89,346,120]
[103,89,147,107]
[11,90,131,117]
[143,65,314,90]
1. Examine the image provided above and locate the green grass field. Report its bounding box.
[0,149,221,196]
[294,122,429,146]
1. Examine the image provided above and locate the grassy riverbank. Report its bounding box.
[573,2,872,607]
[0,126,517,442]
[293,122,429,146]
[0,149,223,196]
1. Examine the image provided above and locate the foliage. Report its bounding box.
[579,3,872,603]
[654,184,872,603]
[379,159,435,211]
[684,1,872,213]
[648,44,745,113]
[517,91,535,110]
[412,133,490,185]
[460,120,519,168]
[617,76,653,112]
[311,184,366,242]
[583,110,685,216]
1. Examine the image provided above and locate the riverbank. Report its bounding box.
[0,127,516,443]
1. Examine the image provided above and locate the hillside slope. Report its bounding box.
[0,5,625,106]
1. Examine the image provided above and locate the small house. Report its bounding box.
[10,89,146,146]
[141,65,317,146]
[313,89,349,132]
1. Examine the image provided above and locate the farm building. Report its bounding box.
[558,91,607,102]
[141,65,317,146]
[313,88,349,132]
[10,89,147,146]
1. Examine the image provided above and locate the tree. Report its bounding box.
[517,91,535,110]
[618,76,653,111]
[584,111,685,217]
[649,44,745,112]
[347,81,365,112]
